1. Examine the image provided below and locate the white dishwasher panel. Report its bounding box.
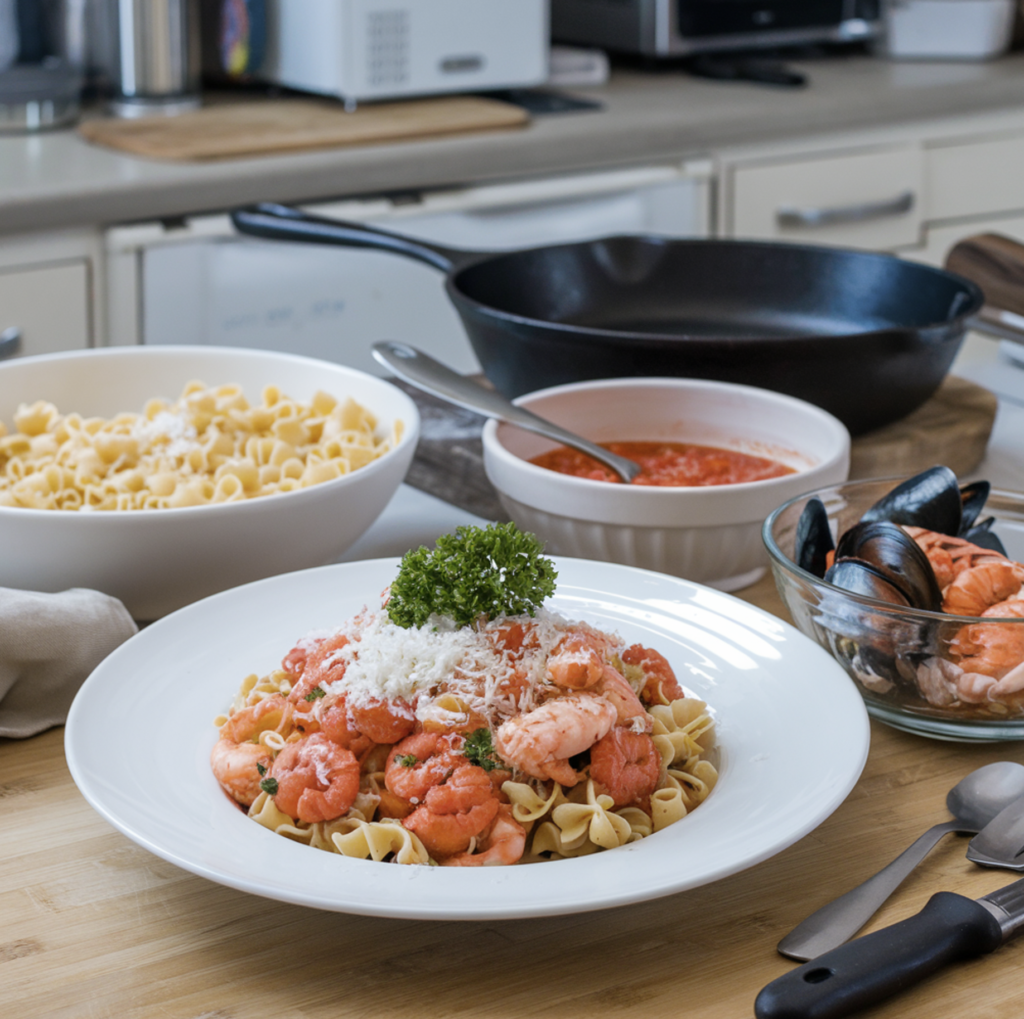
[113,166,712,378]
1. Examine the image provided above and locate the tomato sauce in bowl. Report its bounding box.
[529,441,796,487]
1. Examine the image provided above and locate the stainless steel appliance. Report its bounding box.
[551,0,879,56]
[110,0,201,116]
[0,0,86,132]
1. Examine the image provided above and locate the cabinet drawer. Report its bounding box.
[928,134,1024,223]
[727,146,924,250]
[0,260,91,359]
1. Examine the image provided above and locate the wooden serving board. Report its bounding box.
[849,375,997,480]
[77,95,530,161]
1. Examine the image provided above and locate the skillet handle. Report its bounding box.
[946,233,1024,346]
[230,203,483,274]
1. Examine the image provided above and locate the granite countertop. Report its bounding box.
[7,52,1024,237]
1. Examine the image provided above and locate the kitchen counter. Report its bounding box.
[4,480,1024,1018]
[7,52,1024,236]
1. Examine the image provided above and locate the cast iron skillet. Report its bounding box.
[231,202,988,436]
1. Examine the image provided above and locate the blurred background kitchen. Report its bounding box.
[3,0,1024,493]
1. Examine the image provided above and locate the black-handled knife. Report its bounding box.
[754,876,1024,1019]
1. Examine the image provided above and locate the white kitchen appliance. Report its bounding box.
[260,0,549,104]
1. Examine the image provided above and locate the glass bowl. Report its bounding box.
[763,476,1024,741]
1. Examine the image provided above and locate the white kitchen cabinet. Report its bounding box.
[722,143,924,250]
[105,164,713,376]
[0,229,103,360]
[0,260,91,359]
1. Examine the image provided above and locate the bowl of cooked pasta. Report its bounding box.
[0,346,419,619]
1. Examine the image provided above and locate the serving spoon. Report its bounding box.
[372,341,642,483]
[777,760,1024,961]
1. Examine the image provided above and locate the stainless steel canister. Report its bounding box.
[111,0,201,116]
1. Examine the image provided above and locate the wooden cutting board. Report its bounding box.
[77,95,530,161]
[849,374,997,480]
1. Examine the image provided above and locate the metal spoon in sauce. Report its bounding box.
[372,341,642,483]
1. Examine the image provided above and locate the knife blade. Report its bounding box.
[754,876,1024,1019]
[967,793,1024,869]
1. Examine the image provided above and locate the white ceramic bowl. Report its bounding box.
[482,378,850,590]
[0,347,419,619]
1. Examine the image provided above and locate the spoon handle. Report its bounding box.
[776,819,975,961]
[372,342,641,483]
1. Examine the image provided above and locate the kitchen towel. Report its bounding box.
[0,587,137,738]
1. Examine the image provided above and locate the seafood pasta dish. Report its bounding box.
[211,523,717,866]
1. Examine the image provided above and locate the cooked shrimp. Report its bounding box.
[286,632,351,703]
[317,695,373,755]
[593,667,651,730]
[219,693,293,744]
[621,644,684,705]
[547,632,606,690]
[269,733,360,824]
[494,693,617,785]
[441,804,526,866]
[905,527,1010,590]
[942,560,1024,616]
[954,599,1024,679]
[402,764,500,858]
[348,696,416,745]
[212,694,294,807]
[384,732,465,804]
[589,727,661,808]
[210,738,273,807]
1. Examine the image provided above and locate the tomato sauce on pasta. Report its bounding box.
[530,441,795,487]
[211,602,718,867]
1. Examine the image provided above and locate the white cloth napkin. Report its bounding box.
[0,588,137,738]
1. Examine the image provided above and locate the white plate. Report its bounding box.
[65,557,870,920]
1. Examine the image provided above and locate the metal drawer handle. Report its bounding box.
[776,190,915,229]
[0,327,21,360]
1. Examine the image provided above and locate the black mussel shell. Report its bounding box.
[860,465,962,535]
[959,480,990,534]
[962,515,1008,555]
[833,520,943,612]
[824,557,913,607]
[795,496,834,578]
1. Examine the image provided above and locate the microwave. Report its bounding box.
[551,0,879,56]
[260,0,549,104]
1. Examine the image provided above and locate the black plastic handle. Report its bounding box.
[754,892,1003,1019]
[230,202,488,274]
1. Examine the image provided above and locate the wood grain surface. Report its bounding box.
[4,569,1024,1019]
[3,379,1015,1019]
[77,96,529,162]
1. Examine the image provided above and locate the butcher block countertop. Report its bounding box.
[8,52,1024,236]
[6,577,1024,1019]
[6,385,1024,1017]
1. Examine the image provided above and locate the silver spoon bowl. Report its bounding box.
[372,341,642,484]
[777,760,1024,962]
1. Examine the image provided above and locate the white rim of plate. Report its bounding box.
[65,556,869,920]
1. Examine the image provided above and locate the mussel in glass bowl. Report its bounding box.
[764,468,1024,741]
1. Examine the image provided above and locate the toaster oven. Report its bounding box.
[260,0,549,104]
[551,0,879,56]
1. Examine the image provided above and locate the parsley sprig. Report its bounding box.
[463,728,504,772]
[386,522,557,629]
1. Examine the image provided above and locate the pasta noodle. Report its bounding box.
[0,381,401,511]
[210,593,719,867]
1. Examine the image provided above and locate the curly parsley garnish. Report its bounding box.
[386,522,557,629]
[463,728,504,772]
[256,762,267,777]
[304,686,326,702]
[396,754,418,768]
[259,777,279,796]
